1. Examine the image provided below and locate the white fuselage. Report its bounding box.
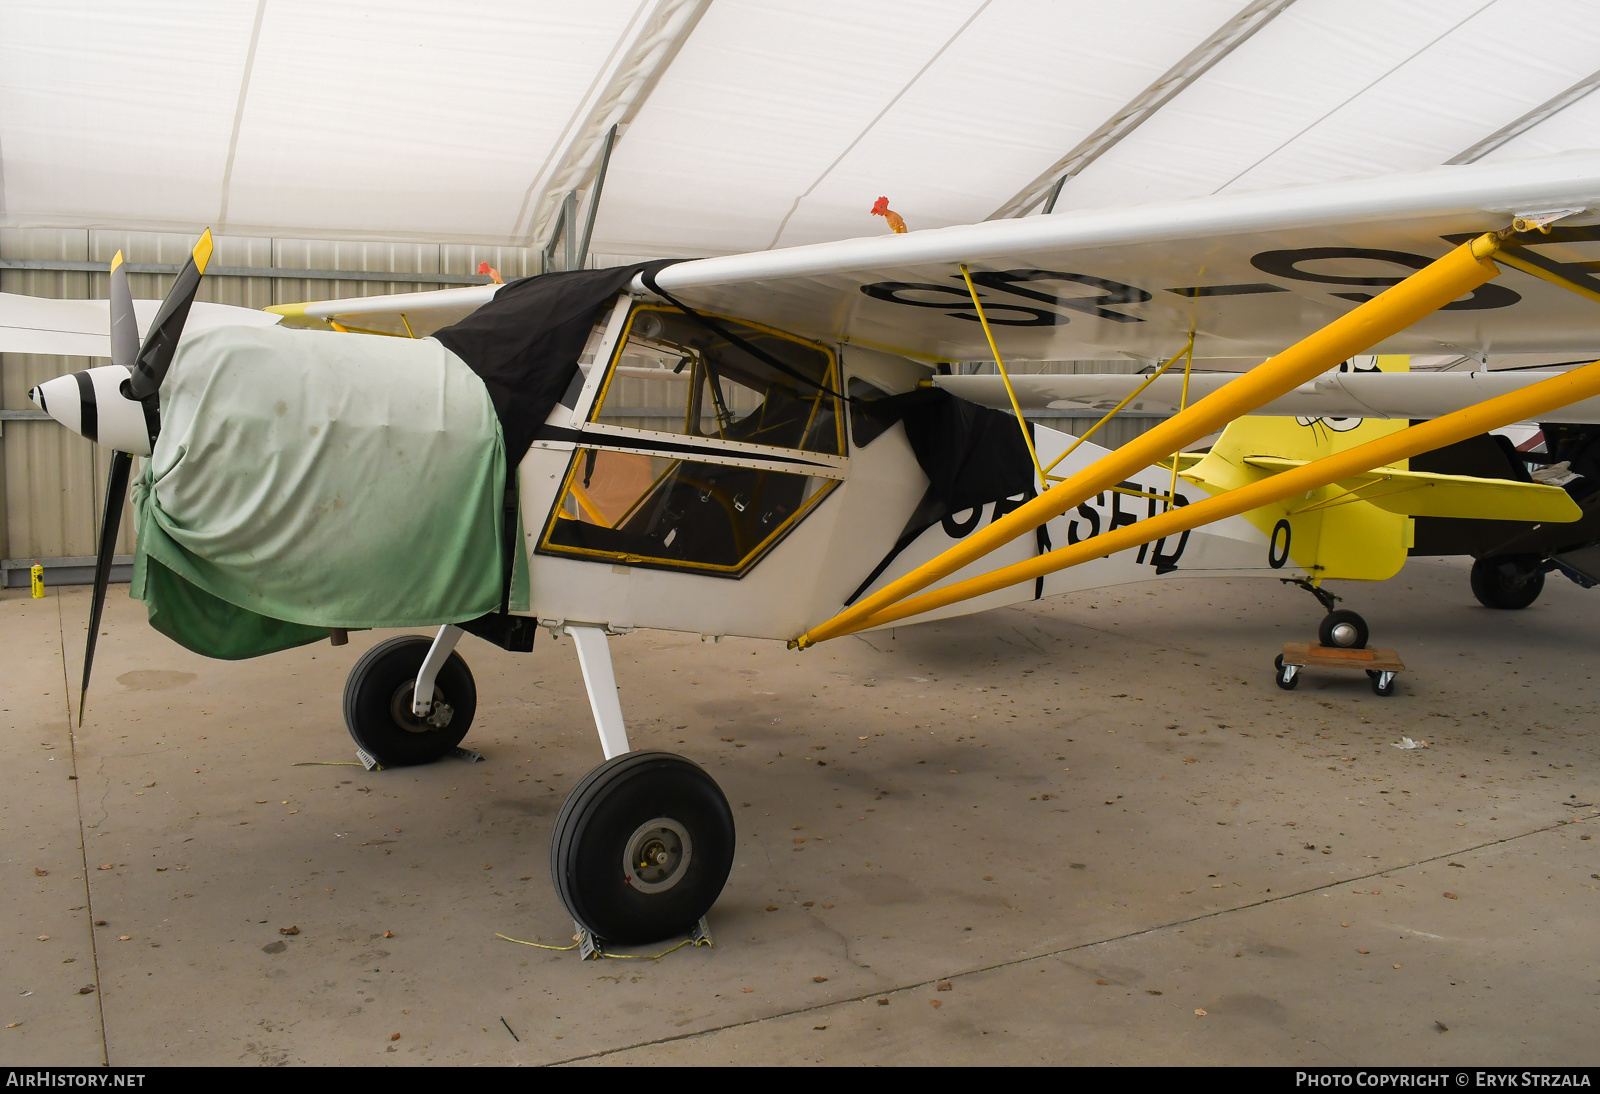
[516,353,1282,642]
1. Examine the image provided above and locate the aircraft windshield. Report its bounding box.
[589,306,843,456]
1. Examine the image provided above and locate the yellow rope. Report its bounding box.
[957,264,1047,489]
[496,933,581,952]
[495,932,706,960]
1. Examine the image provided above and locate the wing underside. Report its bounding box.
[644,153,1600,365]
[932,369,1600,424]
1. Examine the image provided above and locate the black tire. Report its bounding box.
[1471,556,1545,610]
[1318,609,1368,649]
[342,635,475,767]
[551,751,735,946]
[1274,654,1285,672]
[1371,674,1396,697]
[1275,665,1299,690]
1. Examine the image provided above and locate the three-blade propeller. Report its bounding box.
[79,231,213,724]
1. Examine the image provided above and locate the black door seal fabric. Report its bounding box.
[844,389,1038,605]
[434,260,679,468]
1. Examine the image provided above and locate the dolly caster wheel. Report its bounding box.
[1369,670,1397,697]
[1274,655,1299,690]
[1318,609,1368,649]
[342,635,475,767]
[551,751,735,946]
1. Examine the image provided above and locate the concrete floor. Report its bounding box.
[2,556,1596,1066]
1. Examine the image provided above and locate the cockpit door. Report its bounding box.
[538,302,848,578]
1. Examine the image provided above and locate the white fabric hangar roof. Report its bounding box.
[3,0,1600,257]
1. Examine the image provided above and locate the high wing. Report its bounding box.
[932,369,1600,424]
[266,285,499,338]
[0,293,281,358]
[265,154,1600,370]
[644,152,1600,364]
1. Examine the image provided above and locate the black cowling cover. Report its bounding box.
[433,260,679,467]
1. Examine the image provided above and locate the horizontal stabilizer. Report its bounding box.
[1230,455,1581,522]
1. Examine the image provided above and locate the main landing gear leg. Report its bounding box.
[550,624,734,950]
[412,624,464,718]
[566,624,630,759]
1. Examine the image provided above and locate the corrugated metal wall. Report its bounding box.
[1,231,1168,581]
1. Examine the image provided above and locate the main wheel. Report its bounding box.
[342,635,475,767]
[1471,556,1545,610]
[551,751,735,946]
[1318,609,1368,649]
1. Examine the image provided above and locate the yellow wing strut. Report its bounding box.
[791,232,1505,649]
[1041,333,1193,479]
[844,355,1600,633]
[958,264,1045,488]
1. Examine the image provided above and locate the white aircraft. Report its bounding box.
[13,151,1600,947]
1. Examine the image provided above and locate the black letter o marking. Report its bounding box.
[1268,519,1291,569]
[942,507,982,538]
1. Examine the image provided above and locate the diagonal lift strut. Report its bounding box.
[793,232,1509,649]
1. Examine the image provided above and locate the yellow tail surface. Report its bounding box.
[1185,355,1412,582]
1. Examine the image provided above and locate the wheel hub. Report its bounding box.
[623,818,692,894]
[389,683,450,734]
[1330,622,1359,647]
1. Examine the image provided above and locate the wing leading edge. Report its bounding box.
[644,152,1600,365]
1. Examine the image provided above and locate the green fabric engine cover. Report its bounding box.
[130,324,526,659]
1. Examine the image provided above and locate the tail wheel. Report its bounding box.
[551,751,735,946]
[342,635,475,767]
[1471,556,1545,610]
[1318,609,1368,649]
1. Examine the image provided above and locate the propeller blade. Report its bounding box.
[80,450,133,726]
[124,229,212,401]
[108,250,139,370]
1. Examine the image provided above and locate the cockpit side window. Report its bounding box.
[539,304,845,578]
[847,377,895,448]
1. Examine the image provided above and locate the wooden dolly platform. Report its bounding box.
[1274,642,1404,696]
